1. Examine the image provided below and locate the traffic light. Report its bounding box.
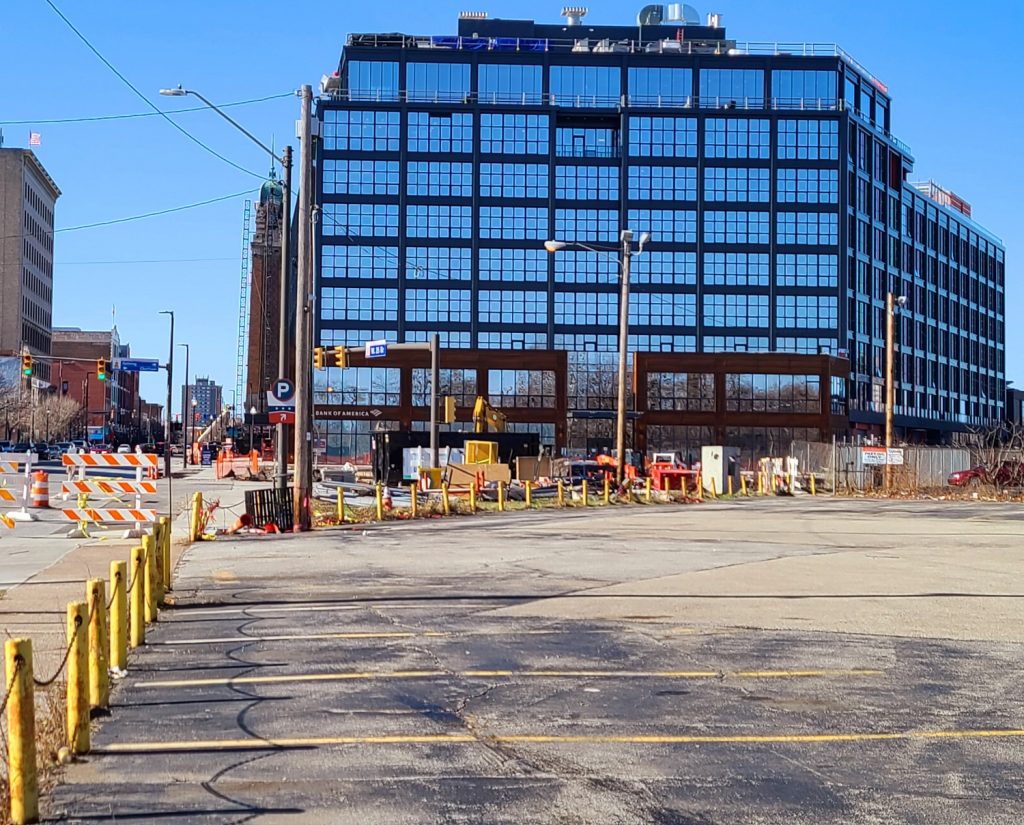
[331,346,349,369]
[96,358,107,381]
[313,346,326,370]
[443,395,456,424]
[20,353,32,378]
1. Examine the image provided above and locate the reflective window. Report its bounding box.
[632,251,697,284]
[777,119,839,160]
[478,291,548,325]
[628,209,697,243]
[553,251,618,284]
[704,211,770,244]
[628,67,693,106]
[412,368,477,406]
[405,289,472,323]
[323,160,399,195]
[320,328,396,348]
[556,126,619,158]
[776,337,838,355]
[704,119,770,158]
[703,167,769,202]
[346,61,399,101]
[775,253,838,287]
[480,207,548,239]
[776,212,839,245]
[556,166,619,200]
[776,296,839,329]
[555,291,618,326]
[318,366,399,405]
[479,331,549,349]
[776,168,838,203]
[479,248,548,282]
[630,292,697,326]
[628,166,696,201]
[726,374,820,412]
[647,372,715,411]
[323,110,400,151]
[406,162,473,197]
[321,245,398,280]
[703,252,770,285]
[406,330,471,348]
[406,205,472,238]
[481,163,549,199]
[323,203,398,237]
[479,64,543,104]
[407,62,470,102]
[703,336,769,352]
[551,65,620,107]
[488,370,557,407]
[321,287,398,321]
[699,69,764,106]
[481,113,550,154]
[628,117,697,157]
[407,112,473,153]
[770,71,837,107]
[630,334,697,352]
[406,247,472,281]
[703,294,769,327]
[555,208,618,242]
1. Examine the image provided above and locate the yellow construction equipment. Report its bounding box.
[472,396,507,433]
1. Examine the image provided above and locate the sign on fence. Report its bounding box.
[862,447,887,466]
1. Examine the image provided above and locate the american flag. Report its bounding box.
[28,132,41,146]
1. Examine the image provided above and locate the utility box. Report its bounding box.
[701,445,741,495]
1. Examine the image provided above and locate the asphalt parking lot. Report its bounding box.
[47,497,1024,823]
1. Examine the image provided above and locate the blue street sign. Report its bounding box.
[116,358,160,373]
[365,339,388,359]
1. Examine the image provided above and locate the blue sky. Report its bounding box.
[2,0,1020,413]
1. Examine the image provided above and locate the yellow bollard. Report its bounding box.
[442,482,451,515]
[696,472,704,501]
[710,477,718,498]
[409,483,418,518]
[757,472,764,495]
[741,474,748,497]
[727,475,734,497]
[159,515,172,591]
[375,484,384,522]
[336,486,345,523]
[810,472,817,496]
[86,578,109,710]
[6,638,38,825]
[152,526,165,606]
[66,601,89,755]
[524,480,532,508]
[129,546,145,648]
[788,470,794,491]
[603,476,610,505]
[109,560,127,672]
[557,479,565,507]
[581,479,588,506]
[142,533,157,624]
[645,477,652,503]
[188,491,203,543]
[497,481,506,512]
[469,482,477,512]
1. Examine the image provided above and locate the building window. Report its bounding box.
[555,292,618,326]
[776,212,839,245]
[703,294,769,327]
[550,65,620,107]
[320,328,397,347]
[776,168,838,203]
[555,208,618,242]
[480,206,548,239]
[628,67,693,106]
[630,292,697,326]
[556,126,619,158]
[408,112,473,153]
[480,163,549,199]
[479,64,543,104]
[479,248,548,282]
[321,287,398,321]
[406,205,472,238]
[323,203,399,238]
[405,289,472,323]
[556,166,619,200]
[553,251,618,284]
[406,162,473,197]
[628,166,696,201]
[776,337,837,355]
[725,374,821,412]
[323,160,399,195]
[628,209,697,243]
[489,370,557,408]
[629,334,697,352]
[633,251,697,285]
[704,211,770,244]
[478,332,549,349]
[321,244,398,280]
[412,368,477,406]
[407,62,470,102]
[647,372,714,411]
[770,71,838,108]
[703,336,770,352]
[628,116,697,157]
[478,290,548,325]
[704,119,770,158]
[323,110,400,151]
[322,367,400,405]
[480,113,550,154]
[777,119,839,160]
[406,247,472,281]
[346,61,399,101]
[776,295,839,329]
[775,253,838,287]
[703,167,769,202]
[699,69,764,106]
[703,252,770,286]
[406,330,472,348]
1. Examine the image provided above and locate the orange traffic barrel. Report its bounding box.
[30,470,49,508]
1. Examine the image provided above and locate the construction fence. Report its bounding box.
[789,442,971,493]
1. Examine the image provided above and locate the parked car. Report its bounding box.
[948,461,1024,488]
[46,444,63,460]
[90,443,111,454]
[116,444,131,454]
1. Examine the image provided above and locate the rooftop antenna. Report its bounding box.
[562,6,588,25]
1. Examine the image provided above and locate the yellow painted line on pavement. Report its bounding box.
[93,727,1024,754]
[149,628,631,646]
[138,668,882,689]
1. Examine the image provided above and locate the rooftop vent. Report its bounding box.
[561,6,588,25]
[458,10,487,20]
[706,11,722,27]
[666,3,701,24]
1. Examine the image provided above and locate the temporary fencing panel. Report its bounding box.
[244,487,294,532]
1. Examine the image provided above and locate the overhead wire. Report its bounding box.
[41,0,265,180]
[57,257,238,266]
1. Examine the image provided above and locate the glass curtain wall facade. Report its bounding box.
[314,15,1004,457]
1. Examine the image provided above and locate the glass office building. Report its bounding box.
[314,11,1005,460]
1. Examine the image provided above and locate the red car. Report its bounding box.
[948,461,1024,488]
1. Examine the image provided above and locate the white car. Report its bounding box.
[117,444,131,454]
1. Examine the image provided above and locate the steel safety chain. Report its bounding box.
[106,569,123,610]
[32,610,86,688]
[0,655,22,717]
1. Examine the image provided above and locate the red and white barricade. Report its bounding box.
[61,453,160,527]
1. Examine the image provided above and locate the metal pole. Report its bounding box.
[181,344,190,469]
[292,84,314,529]
[162,311,174,488]
[885,291,894,493]
[615,237,632,486]
[276,145,293,493]
[430,333,439,470]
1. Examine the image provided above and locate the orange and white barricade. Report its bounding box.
[61,453,160,531]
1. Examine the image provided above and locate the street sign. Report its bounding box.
[365,339,388,359]
[270,378,295,405]
[116,358,160,373]
[268,410,296,425]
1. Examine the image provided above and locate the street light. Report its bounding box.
[160,84,293,493]
[545,230,650,486]
[884,292,908,493]
[191,398,198,465]
[178,343,190,468]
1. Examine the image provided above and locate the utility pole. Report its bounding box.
[615,231,633,487]
[292,84,314,529]
[884,291,895,493]
[276,145,293,492]
[430,333,439,470]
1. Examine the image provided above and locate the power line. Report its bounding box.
[42,0,265,180]
[0,92,293,126]
[57,257,238,266]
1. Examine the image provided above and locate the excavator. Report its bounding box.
[472,396,507,433]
